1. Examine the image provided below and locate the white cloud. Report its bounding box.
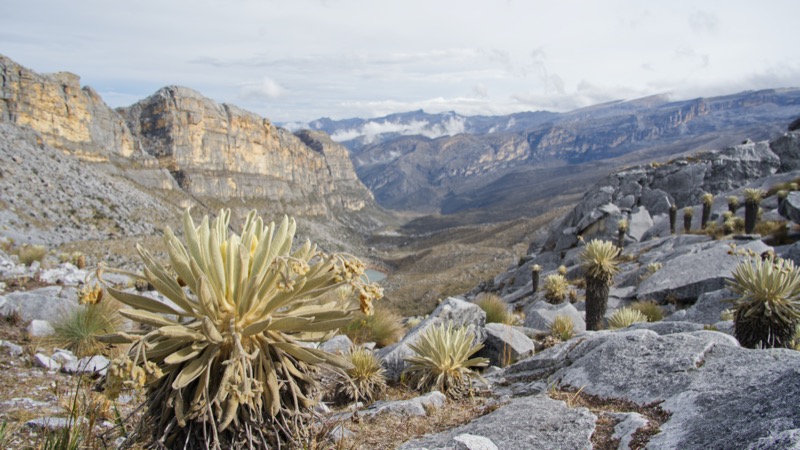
[329,116,467,143]
[1,1,799,122]
[688,11,719,34]
[239,77,285,100]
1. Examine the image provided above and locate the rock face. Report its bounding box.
[502,329,800,449]
[122,88,373,217]
[0,55,135,160]
[0,54,379,247]
[544,140,782,251]
[399,394,596,450]
[331,90,800,217]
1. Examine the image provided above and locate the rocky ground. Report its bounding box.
[1,129,800,448]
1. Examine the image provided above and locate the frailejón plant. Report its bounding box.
[402,322,488,399]
[581,240,620,330]
[334,347,386,405]
[728,255,800,348]
[99,209,382,449]
[543,274,569,304]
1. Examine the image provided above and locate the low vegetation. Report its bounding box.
[630,300,664,322]
[344,306,406,348]
[475,293,511,324]
[98,209,383,449]
[52,293,123,357]
[549,314,575,341]
[333,347,387,405]
[728,255,800,348]
[543,274,570,304]
[402,322,488,399]
[608,307,647,330]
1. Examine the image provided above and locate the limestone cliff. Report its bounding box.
[0,54,381,249]
[121,86,373,217]
[0,55,135,161]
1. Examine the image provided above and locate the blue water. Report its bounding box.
[364,269,387,282]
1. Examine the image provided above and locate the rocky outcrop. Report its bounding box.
[543,138,783,252]
[400,395,596,450]
[0,54,381,248]
[500,329,800,449]
[121,87,373,217]
[0,55,135,161]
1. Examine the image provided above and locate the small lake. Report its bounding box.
[364,269,387,282]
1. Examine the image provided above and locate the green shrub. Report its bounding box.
[53,297,123,357]
[344,306,406,348]
[543,274,569,304]
[99,209,383,448]
[728,255,800,348]
[475,293,511,324]
[630,300,664,322]
[334,347,387,405]
[549,314,575,341]
[403,322,488,399]
[608,307,647,330]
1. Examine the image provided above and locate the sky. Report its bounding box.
[2,0,799,123]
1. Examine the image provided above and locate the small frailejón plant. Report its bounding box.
[669,204,678,234]
[543,274,569,304]
[531,264,542,294]
[403,322,488,399]
[701,193,714,230]
[617,218,628,248]
[683,207,694,233]
[743,188,765,234]
[334,347,387,405]
[608,307,647,329]
[98,209,383,449]
[549,314,575,341]
[581,240,620,330]
[727,195,740,214]
[728,255,800,349]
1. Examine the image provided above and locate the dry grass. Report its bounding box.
[335,392,495,450]
[373,209,568,316]
[549,387,671,450]
[474,293,511,324]
[344,307,406,348]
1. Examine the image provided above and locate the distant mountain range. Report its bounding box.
[300,90,800,221]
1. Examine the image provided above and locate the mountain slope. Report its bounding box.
[311,90,800,220]
[0,54,385,251]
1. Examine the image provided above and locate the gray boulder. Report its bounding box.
[399,394,595,450]
[449,434,499,450]
[783,191,800,224]
[61,355,110,376]
[361,391,446,418]
[636,239,770,303]
[0,286,81,322]
[523,300,586,333]
[318,334,353,355]
[378,297,486,380]
[770,131,800,172]
[627,206,654,242]
[625,321,705,335]
[27,319,55,337]
[672,288,735,325]
[477,323,535,366]
[503,329,800,449]
[33,353,60,371]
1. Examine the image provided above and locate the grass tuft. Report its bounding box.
[474,293,511,324]
[52,299,123,357]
